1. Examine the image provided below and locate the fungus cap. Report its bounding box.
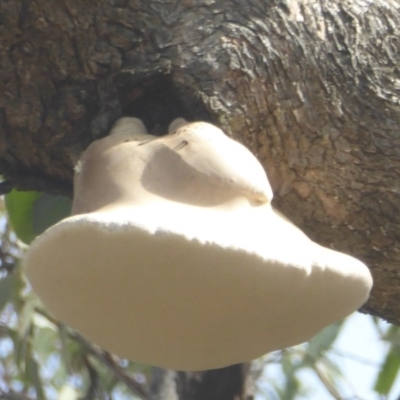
[24,118,373,371]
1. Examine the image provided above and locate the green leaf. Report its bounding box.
[18,292,39,338]
[318,356,342,379]
[59,326,86,374]
[383,325,400,346]
[0,273,15,311]
[5,189,71,244]
[374,350,400,395]
[15,294,38,369]
[306,321,344,362]
[32,193,71,235]
[26,353,46,400]
[5,190,42,244]
[33,326,59,362]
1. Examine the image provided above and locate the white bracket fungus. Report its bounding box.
[24,117,373,371]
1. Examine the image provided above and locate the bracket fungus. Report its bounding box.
[24,117,373,371]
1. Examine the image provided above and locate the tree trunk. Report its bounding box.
[1,0,399,398]
[149,364,251,400]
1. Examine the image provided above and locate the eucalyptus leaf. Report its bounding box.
[59,326,86,374]
[5,190,42,244]
[26,353,46,400]
[32,193,71,235]
[15,294,39,369]
[18,293,40,338]
[33,326,59,362]
[0,273,15,311]
[5,190,72,244]
[374,350,400,395]
[306,320,344,362]
[318,356,342,378]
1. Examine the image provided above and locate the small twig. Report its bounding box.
[330,348,381,367]
[76,335,150,400]
[35,308,150,400]
[84,356,100,400]
[313,364,343,400]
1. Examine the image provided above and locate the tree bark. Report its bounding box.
[1,0,399,398]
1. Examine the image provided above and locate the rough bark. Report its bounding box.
[1,0,400,398]
[148,364,251,400]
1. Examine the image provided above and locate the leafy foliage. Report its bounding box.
[0,193,399,399]
[373,324,400,396]
[5,190,71,244]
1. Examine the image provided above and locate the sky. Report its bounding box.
[259,312,400,400]
[331,312,400,400]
